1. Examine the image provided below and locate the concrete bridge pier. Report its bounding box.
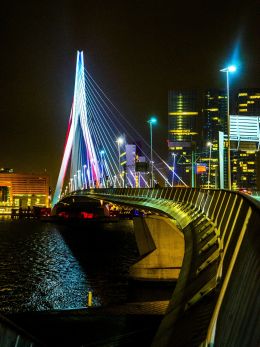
[130,215,184,281]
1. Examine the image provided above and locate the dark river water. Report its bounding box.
[0,218,140,313]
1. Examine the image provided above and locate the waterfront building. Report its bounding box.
[168,90,199,186]
[0,170,50,213]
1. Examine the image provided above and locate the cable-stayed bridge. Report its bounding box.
[51,52,259,347]
[53,51,186,206]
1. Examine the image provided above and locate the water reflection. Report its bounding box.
[0,219,138,313]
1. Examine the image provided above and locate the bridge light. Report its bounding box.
[116,137,124,187]
[147,116,158,188]
[116,137,124,145]
[207,141,213,189]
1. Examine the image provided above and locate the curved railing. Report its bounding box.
[61,188,260,347]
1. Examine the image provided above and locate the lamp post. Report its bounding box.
[220,65,236,190]
[69,178,73,192]
[116,137,124,187]
[83,164,87,189]
[77,169,81,189]
[171,152,177,187]
[100,150,105,187]
[207,142,213,189]
[73,174,77,191]
[148,116,157,188]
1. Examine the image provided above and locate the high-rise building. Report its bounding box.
[168,90,199,186]
[237,88,260,116]
[203,89,227,143]
[256,151,260,190]
[168,88,260,191]
[230,88,260,191]
[231,146,257,191]
[201,90,227,188]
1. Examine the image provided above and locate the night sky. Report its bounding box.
[1,0,259,188]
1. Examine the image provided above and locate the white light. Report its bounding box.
[220,65,237,73]
[228,65,236,72]
[116,137,124,145]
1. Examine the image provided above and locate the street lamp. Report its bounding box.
[77,170,81,189]
[83,164,87,189]
[148,116,157,188]
[70,178,73,192]
[100,150,105,187]
[73,174,77,191]
[220,65,236,190]
[116,137,124,187]
[207,141,213,189]
[171,152,177,187]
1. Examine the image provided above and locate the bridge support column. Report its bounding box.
[130,215,184,281]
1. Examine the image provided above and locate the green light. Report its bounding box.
[148,116,157,124]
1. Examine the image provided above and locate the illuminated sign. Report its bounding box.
[196,164,207,174]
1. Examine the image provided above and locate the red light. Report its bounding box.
[81,212,94,219]
[58,211,69,219]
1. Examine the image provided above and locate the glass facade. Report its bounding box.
[201,90,228,188]
[167,88,259,191]
[168,90,199,186]
[203,90,227,143]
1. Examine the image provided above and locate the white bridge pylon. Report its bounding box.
[53,51,100,205]
[52,51,187,206]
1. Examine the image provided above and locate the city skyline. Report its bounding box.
[1,1,259,187]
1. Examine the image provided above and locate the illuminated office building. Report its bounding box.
[168,90,199,186]
[0,170,50,212]
[201,90,227,188]
[168,88,260,191]
[203,90,227,143]
[119,144,148,188]
[231,88,260,191]
[256,151,260,190]
[237,88,260,116]
[201,89,260,191]
[231,147,257,190]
